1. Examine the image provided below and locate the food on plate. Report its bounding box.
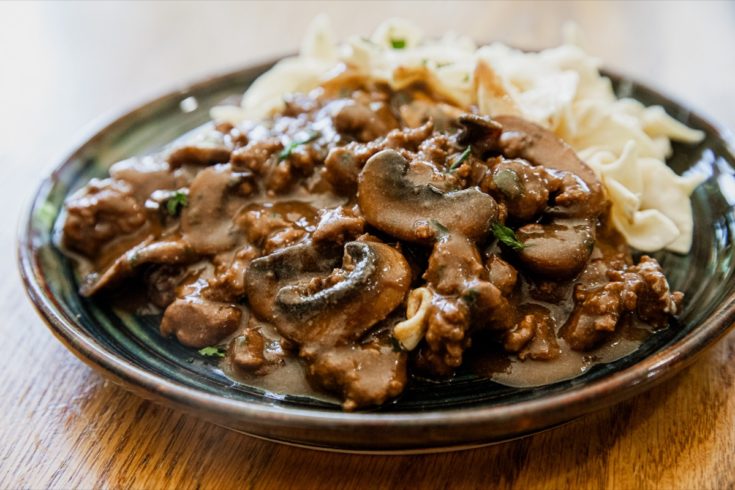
[59,18,704,410]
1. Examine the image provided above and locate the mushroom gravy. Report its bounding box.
[60,75,684,410]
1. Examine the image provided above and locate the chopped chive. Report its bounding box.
[278,130,320,161]
[166,190,188,216]
[492,223,526,250]
[449,146,472,171]
[390,38,406,49]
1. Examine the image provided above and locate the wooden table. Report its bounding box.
[2,2,733,488]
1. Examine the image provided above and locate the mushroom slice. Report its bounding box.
[245,240,411,346]
[357,150,498,243]
[457,114,503,153]
[181,163,244,254]
[244,242,342,322]
[80,238,197,296]
[516,218,596,279]
[493,115,605,213]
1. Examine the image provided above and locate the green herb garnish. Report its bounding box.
[390,337,404,353]
[278,130,320,161]
[492,223,526,250]
[166,190,188,216]
[198,346,226,358]
[390,38,406,49]
[449,146,471,171]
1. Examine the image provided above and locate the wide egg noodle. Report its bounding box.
[211,16,706,253]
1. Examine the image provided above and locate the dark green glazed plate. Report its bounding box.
[18,61,735,452]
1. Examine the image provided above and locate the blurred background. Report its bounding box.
[1,1,734,487]
[2,1,734,182]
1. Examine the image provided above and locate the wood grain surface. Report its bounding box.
[2,2,734,489]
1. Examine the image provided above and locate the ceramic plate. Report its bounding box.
[18,60,735,452]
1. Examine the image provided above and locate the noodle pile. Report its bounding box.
[213,16,704,253]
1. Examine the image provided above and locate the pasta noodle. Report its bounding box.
[213,16,705,253]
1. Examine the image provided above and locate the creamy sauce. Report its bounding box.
[58,78,685,410]
[470,318,652,388]
[224,356,337,403]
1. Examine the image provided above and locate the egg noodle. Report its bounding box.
[213,16,705,253]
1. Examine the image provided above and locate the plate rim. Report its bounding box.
[16,59,735,448]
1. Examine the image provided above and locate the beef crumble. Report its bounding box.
[60,74,684,410]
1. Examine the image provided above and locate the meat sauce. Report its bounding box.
[60,74,684,410]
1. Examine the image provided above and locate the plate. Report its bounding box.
[18,60,735,453]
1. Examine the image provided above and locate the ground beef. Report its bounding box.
[312,206,366,245]
[332,99,398,142]
[505,306,561,360]
[144,265,188,309]
[167,130,233,168]
[62,178,146,257]
[230,138,283,174]
[482,159,557,221]
[563,255,683,350]
[303,342,407,411]
[323,121,434,192]
[416,296,472,376]
[486,255,518,296]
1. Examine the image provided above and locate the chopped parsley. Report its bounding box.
[390,38,406,49]
[198,346,226,358]
[492,223,526,251]
[448,146,472,171]
[278,130,320,161]
[166,190,188,216]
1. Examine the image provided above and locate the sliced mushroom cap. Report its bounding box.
[244,240,411,346]
[457,114,503,153]
[181,163,243,254]
[244,242,340,319]
[357,150,498,243]
[493,115,605,214]
[80,238,197,296]
[516,218,595,279]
